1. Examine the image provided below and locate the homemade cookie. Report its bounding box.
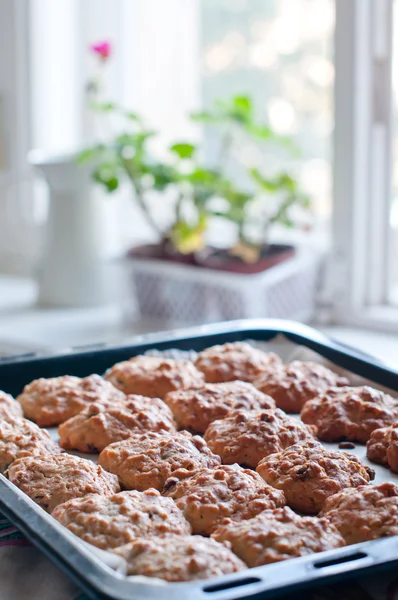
[301,386,398,443]
[113,535,246,581]
[58,396,177,453]
[0,391,23,421]
[212,506,344,566]
[256,440,375,514]
[195,342,282,383]
[99,431,220,491]
[164,381,275,434]
[254,361,348,413]
[52,489,191,550]
[0,417,61,473]
[7,453,120,512]
[104,356,204,398]
[204,408,316,468]
[162,464,285,535]
[366,424,398,472]
[319,482,398,544]
[17,374,125,427]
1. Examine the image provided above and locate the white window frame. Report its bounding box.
[331,0,397,331]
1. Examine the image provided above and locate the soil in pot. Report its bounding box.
[128,242,295,274]
[127,242,196,266]
[195,244,295,274]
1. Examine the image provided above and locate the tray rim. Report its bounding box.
[0,318,398,600]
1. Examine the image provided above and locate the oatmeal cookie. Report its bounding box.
[98,431,220,491]
[58,396,177,453]
[113,535,246,581]
[7,453,120,512]
[301,386,398,443]
[164,381,275,434]
[256,440,375,514]
[195,342,282,383]
[254,361,348,413]
[212,506,344,566]
[0,417,61,473]
[17,374,125,427]
[204,408,316,468]
[162,464,285,535]
[319,482,398,544]
[104,356,204,398]
[52,489,191,550]
[366,424,398,472]
[0,391,23,420]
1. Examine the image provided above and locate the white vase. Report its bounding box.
[29,150,117,307]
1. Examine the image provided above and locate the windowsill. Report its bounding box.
[0,275,397,370]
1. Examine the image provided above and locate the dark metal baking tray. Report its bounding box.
[0,318,398,600]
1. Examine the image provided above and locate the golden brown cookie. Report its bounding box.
[52,489,191,550]
[0,391,23,421]
[301,386,398,443]
[58,396,177,453]
[98,431,220,491]
[104,356,204,398]
[366,424,398,472]
[164,381,275,434]
[162,464,285,535]
[17,374,125,427]
[195,342,282,383]
[212,506,345,566]
[0,418,61,473]
[254,361,348,413]
[204,408,316,468]
[113,535,246,581]
[256,440,375,514]
[7,453,120,512]
[319,482,398,544]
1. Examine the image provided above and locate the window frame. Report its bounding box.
[331,0,397,331]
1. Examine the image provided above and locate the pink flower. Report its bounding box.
[90,41,112,60]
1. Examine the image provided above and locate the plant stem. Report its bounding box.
[121,158,164,238]
[263,218,271,247]
[175,192,184,225]
[217,128,233,169]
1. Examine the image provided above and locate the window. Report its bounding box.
[201,0,334,220]
[332,0,398,330]
[2,0,398,331]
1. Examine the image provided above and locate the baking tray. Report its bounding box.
[0,318,398,600]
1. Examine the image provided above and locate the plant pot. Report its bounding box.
[195,244,296,274]
[123,247,324,327]
[29,150,118,307]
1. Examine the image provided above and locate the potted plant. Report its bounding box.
[79,42,321,324]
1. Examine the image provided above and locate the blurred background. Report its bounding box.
[0,0,397,362]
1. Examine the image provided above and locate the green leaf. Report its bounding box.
[278,173,297,193]
[190,110,219,123]
[169,142,196,160]
[233,95,252,116]
[89,101,116,112]
[116,131,156,147]
[125,111,142,121]
[92,164,119,193]
[250,168,280,192]
[247,123,276,140]
[76,146,103,165]
[149,164,177,190]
